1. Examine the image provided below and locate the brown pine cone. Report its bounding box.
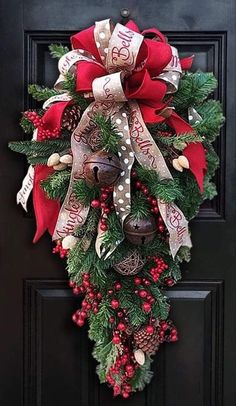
[62,105,81,132]
[133,326,160,355]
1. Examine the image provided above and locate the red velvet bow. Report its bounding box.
[39,20,206,220]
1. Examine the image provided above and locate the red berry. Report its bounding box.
[146,325,154,334]
[73,287,81,295]
[158,224,165,233]
[69,280,76,288]
[91,199,101,209]
[161,322,168,331]
[114,282,122,291]
[112,335,121,344]
[171,334,178,342]
[122,391,129,398]
[100,223,108,232]
[151,198,157,206]
[111,299,120,309]
[104,207,110,214]
[117,311,123,317]
[108,289,113,295]
[142,302,151,313]
[166,278,174,287]
[109,316,115,324]
[93,307,99,314]
[134,277,142,285]
[97,292,102,300]
[72,314,78,323]
[117,322,126,331]
[77,318,85,327]
[101,193,108,201]
[139,289,148,298]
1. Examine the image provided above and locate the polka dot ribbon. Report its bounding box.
[52,19,192,258]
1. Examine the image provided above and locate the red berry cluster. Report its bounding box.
[133,276,155,313]
[91,186,114,232]
[24,110,60,140]
[106,345,138,398]
[70,273,103,327]
[52,240,68,258]
[131,171,166,234]
[158,320,178,343]
[147,255,169,282]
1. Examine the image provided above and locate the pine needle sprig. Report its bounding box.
[28,84,60,101]
[93,114,121,153]
[157,132,203,149]
[136,166,182,203]
[61,73,90,109]
[130,191,150,220]
[20,115,35,134]
[101,212,123,249]
[73,179,99,206]
[41,170,70,201]
[49,43,69,59]
[8,139,71,166]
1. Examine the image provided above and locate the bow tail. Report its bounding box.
[33,165,60,243]
[166,111,207,192]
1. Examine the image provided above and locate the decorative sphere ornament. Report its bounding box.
[124,215,157,245]
[113,250,145,275]
[83,150,122,187]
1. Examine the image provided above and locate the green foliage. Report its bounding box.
[89,300,112,342]
[61,72,90,109]
[157,132,203,150]
[102,212,124,249]
[136,166,182,203]
[93,114,121,153]
[175,171,202,220]
[194,100,225,142]
[49,43,69,59]
[73,179,99,206]
[28,84,59,101]
[131,356,153,391]
[41,170,70,201]
[20,115,35,134]
[131,192,150,220]
[172,71,218,112]
[8,139,71,165]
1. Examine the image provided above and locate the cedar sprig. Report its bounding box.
[73,179,99,206]
[93,114,121,154]
[28,84,60,102]
[49,43,70,59]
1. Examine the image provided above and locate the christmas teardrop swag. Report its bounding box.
[9,19,224,398]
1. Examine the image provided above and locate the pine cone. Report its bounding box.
[133,326,160,355]
[62,105,81,132]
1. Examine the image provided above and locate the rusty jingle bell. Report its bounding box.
[83,150,122,187]
[124,215,157,245]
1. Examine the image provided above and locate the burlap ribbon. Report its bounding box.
[51,19,192,258]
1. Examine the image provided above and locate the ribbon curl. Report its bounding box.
[39,19,206,257]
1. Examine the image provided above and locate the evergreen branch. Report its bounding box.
[93,114,121,153]
[131,356,153,391]
[172,71,218,111]
[194,100,225,142]
[157,132,203,149]
[73,179,99,206]
[8,139,71,157]
[102,212,124,249]
[61,72,90,109]
[20,115,35,134]
[41,170,70,201]
[136,166,182,203]
[49,43,69,59]
[130,191,150,220]
[28,84,60,101]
